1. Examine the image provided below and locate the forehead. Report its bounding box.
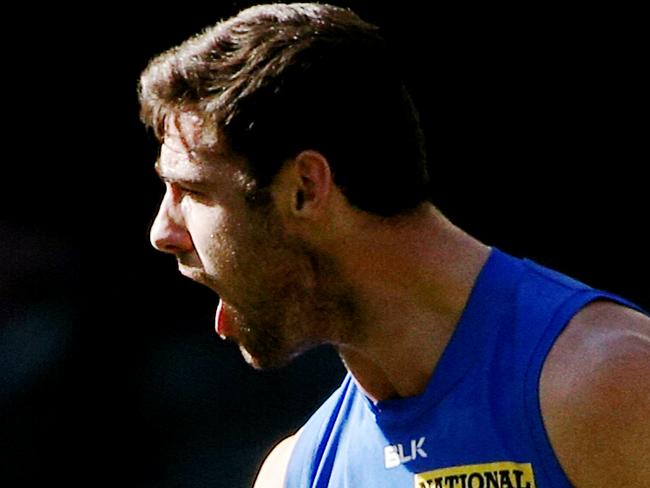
[157,112,239,181]
[163,111,203,152]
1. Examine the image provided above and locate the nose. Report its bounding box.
[150,191,193,254]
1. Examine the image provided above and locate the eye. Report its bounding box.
[169,183,199,199]
[179,186,202,197]
[167,181,212,203]
[183,188,211,203]
[177,183,212,202]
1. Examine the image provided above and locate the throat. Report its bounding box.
[334,243,491,404]
[336,315,456,403]
[337,347,406,402]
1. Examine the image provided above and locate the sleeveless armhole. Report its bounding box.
[523,289,647,486]
[285,375,354,488]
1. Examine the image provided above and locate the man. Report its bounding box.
[139,3,649,486]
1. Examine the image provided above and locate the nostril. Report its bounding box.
[151,233,167,252]
[150,215,192,255]
[152,228,176,254]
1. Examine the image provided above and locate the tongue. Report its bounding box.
[215,300,229,339]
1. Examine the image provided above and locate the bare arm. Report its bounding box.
[541,301,650,487]
[253,431,301,488]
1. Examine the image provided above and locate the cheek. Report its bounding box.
[186,206,232,270]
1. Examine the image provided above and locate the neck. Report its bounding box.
[330,205,490,403]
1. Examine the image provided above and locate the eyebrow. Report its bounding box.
[154,159,172,181]
[154,159,211,187]
[154,158,165,178]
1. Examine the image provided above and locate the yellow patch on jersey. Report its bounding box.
[414,461,536,488]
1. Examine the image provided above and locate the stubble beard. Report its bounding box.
[213,189,362,370]
[233,242,361,370]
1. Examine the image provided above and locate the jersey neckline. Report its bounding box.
[352,246,525,425]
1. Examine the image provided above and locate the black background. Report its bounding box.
[1,2,647,487]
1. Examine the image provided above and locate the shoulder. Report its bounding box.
[253,430,302,488]
[540,300,650,486]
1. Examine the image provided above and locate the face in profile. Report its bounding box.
[149,114,351,369]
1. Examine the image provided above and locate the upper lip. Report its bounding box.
[178,265,222,296]
[177,264,196,278]
[178,264,206,283]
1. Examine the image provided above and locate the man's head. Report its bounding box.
[141,3,431,368]
[139,2,430,216]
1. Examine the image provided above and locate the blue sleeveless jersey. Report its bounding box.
[285,247,646,487]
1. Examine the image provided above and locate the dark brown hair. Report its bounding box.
[139,3,430,216]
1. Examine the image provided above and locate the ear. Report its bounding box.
[273,150,333,218]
